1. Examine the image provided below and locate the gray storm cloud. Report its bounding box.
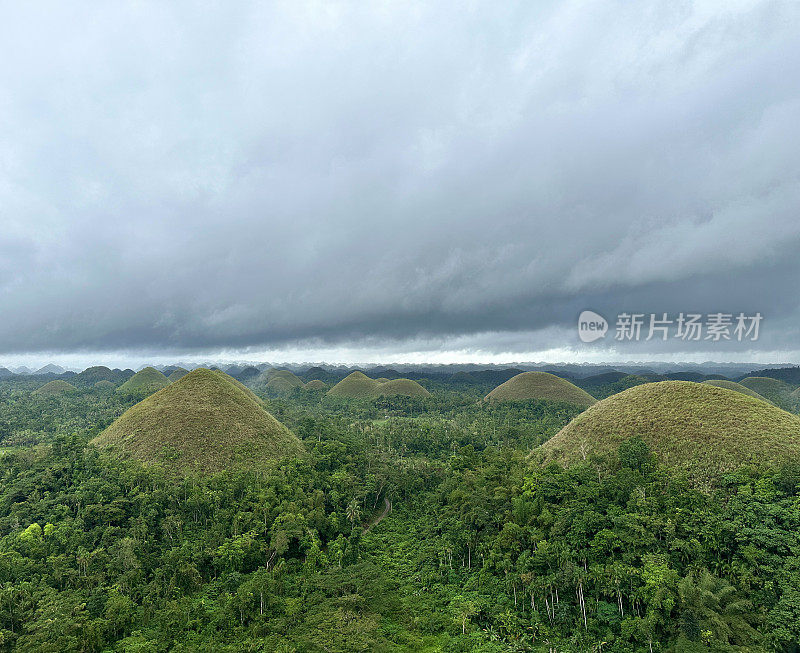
[1,1,799,358]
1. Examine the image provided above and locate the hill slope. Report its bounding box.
[327,371,382,398]
[377,378,430,397]
[116,367,170,397]
[73,366,132,387]
[702,379,773,403]
[327,372,431,398]
[738,376,797,410]
[542,381,800,481]
[485,372,597,407]
[263,370,304,395]
[167,367,190,382]
[92,368,303,475]
[32,380,78,397]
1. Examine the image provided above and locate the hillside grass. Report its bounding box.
[327,372,384,398]
[167,367,189,382]
[542,381,800,483]
[116,367,169,397]
[702,379,773,403]
[93,368,304,475]
[485,372,597,407]
[739,376,793,393]
[32,380,78,397]
[377,379,430,398]
[76,365,113,382]
[327,372,430,398]
[74,366,132,387]
[253,369,305,396]
[264,372,304,395]
[739,376,798,411]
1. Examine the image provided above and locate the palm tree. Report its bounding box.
[345,498,361,527]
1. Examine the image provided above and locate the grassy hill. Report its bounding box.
[92,368,304,475]
[303,379,328,391]
[301,366,338,383]
[209,369,267,407]
[738,376,797,410]
[262,370,304,395]
[32,380,78,397]
[74,365,132,387]
[76,365,114,384]
[116,367,170,397]
[485,372,597,407]
[234,366,261,382]
[167,367,190,382]
[93,380,116,392]
[542,381,800,482]
[327,371,382,398]
[739,376,793,394]
[702,379,773,403]
[327,372,430,398]
[377,378,430,397]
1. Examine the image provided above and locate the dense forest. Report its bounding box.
[1,375,800,652]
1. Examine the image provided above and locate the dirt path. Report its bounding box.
[364,497,392,532]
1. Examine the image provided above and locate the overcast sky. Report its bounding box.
[2,1,799,367]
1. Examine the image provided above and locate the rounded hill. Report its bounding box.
[739,376,792,395]
[485,372,597,407]
[76,365,114,383]
[326,372,431,399]
[92,368,304,475]
[327,371,382,398]
[262,370,304,395]
[74,366,132,387]
[94,380,116,392]
[701,379,773,403]
[32,380,78,397]
[738,376,797,410]
[542,381,800,481]
[116,367,170,397]
[304,379,328,390]
[235,366,261,382]
[167,367,190,382]
[377,378,430,397]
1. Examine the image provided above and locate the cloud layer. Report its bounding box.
[1,1,799,359]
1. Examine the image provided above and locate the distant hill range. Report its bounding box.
[738,366,800,384]
[3,361,799,390]
[34,364,66,375]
